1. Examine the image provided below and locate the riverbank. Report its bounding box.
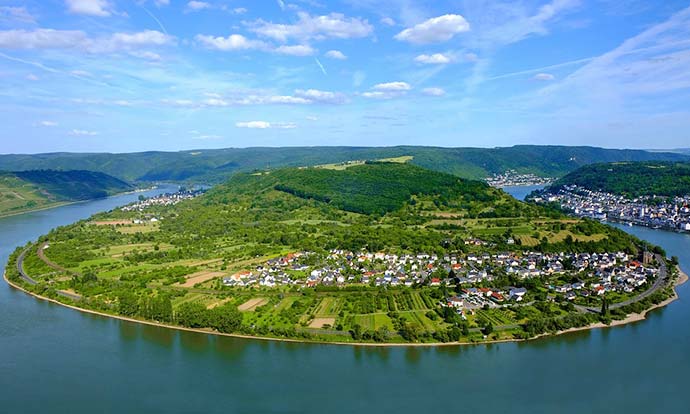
[0,186,157,219]
[5,266,687,348]
[0,201,75,219]
[553,266,688,337]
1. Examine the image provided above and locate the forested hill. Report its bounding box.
[202,162,553,223]
[547,161,690,198]
[0,170,133,216]
[0,145,687,184]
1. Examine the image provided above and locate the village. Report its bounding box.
[532,185,690,232]
[221,247,659,312]
[121,188,207,212]
[486,170,553,187]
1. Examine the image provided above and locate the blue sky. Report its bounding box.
[1,0,689,153]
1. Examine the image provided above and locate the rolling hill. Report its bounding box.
[0,145,687,184]
[0,170,133,216]
[546,161,690,198]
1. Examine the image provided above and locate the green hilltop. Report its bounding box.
[548,161,690,198]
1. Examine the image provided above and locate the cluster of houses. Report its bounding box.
[121,189,206,212]
[550,257,657,300]
[533,185,690,232]
[444,286,528,313]
[486,170,553,187]
[220,249,657,307]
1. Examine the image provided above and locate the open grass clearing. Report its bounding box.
[177,271,226,288]
[206,297,233,309]
[275,296,300,311]
[238,297,269,311]
[115,223,160,234]
[90,220,132,226]
[352,313,394,331]
[314,297,341,316]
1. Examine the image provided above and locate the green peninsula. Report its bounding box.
[5,162,680,344]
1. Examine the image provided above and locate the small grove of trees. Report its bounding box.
[116,294,242,333]
[174,301,242,333]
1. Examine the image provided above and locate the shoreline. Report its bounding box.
[0,201,75,219]
[4,266,687,348]
[0,186,159,220]
[548,266,688,337]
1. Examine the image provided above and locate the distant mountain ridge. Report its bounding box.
[0,145,687,184]
[0,169,133,216]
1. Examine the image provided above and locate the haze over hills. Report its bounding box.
[0,145,687,184]
[0,170,133,216]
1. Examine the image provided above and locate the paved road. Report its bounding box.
[16,246,38,285]
[16,243,82,301]
[575,254,668,314]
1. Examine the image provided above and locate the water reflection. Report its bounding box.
[435,344,463,358]
[211,336,250,362]
[404,347,422,364]
[178,329,212,352]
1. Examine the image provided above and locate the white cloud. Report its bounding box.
[128,50,162,61]
[295,89,347,104]
[422,87,445,96]
[236,121,297,129]
[0,29,175,53]
[274,44,315,56]
[414,53,452,64]
[249,12,373,42]
[306,116,318,121]
[155,0,170,6]
[233,7,248,14]
[0,29,87,49]
[65,0,114,17]
[195,34,268,51]
[352,70,365,87]
[380,17,396,27]
[107,30,172,48]
[325,49,347,60]
[464,0,581,50]
[533,72,555,81]
[361,91,388,99]
[257,96,310,104]
[373,81,411,91]
[186,1,210,12]
[0,6,36,24]
[26,74,40,81]
[394,14,470,45]
[362,81,412,99]
[203,98,229,107]
[69,129,99,136]
[40,120,58,127]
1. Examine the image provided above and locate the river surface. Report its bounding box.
[500,184,545,201]
[1,186,689,413]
